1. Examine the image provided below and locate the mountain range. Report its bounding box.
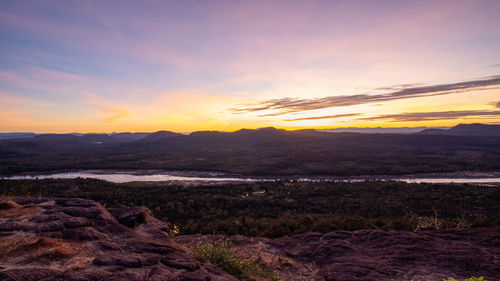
[1,123,500,176]
[1,123,498,141]
[418,123,500,137]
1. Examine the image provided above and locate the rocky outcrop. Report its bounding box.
[0,197,237,281]
[2,196,499,281]
[177,229,500,281]
[272,229,499,280]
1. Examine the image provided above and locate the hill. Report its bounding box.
[0,133,37,140]
[140,131,183,142]
[1,125,500,175]
[320,126,448,134]
[419,123,500,137]
[110,132,150,142]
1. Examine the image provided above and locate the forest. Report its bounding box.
[2,128,500,176]
[1,178,498,237]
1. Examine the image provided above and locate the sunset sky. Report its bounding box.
[1,0,500,133]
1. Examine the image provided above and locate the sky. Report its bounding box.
[1,0,500,133]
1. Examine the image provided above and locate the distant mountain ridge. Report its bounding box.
[139,130,182,142]
[0,133,37,139]
[319,126,449,134]
[1,123,500,176]
[418,123,500,137]
[1,123,499,142]
[0,132,151,142]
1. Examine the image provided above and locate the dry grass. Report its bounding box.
[192,240,280,281]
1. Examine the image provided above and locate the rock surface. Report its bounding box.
[1,196,499,281]
[176,229,500,281]
[0,197,237,281]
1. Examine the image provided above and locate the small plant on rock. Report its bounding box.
[192,241,280,281]
[168,224,180,238]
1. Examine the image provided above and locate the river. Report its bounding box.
[3,171,500,184]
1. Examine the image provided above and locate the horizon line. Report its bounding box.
[12,123,500,135]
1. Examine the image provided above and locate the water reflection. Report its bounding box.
[3,172,500,184]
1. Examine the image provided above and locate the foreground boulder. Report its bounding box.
[0,197,237,281]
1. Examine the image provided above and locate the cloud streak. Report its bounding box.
[232,76,500,115]
[359,110,500,122]
[102,108,132,123]
[283,113,360,121]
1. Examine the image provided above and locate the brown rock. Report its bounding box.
[175,268,211,281]
[33,220,65,232]
[58,270,112,281]
[0,200,20,210]
[93,253,146,267]
[62,217,95,228]
[108,206,151,227]
[62,226,104,241]
[147,265,177,281]
[62,206,104,219]
[0,197,235,281]
[161,252,201,271]
[0,268,62,281]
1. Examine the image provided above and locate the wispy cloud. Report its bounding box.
[373,83,422,91]
[283,113,360,121]
[232,76,500,116]
[496,101,500,108]
[102,108,132,123]
[359,110,500,122]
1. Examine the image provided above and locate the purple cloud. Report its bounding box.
[283,113,360,121]
[359,110,500,122]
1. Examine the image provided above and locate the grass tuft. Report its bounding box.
[192,241,280,281]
